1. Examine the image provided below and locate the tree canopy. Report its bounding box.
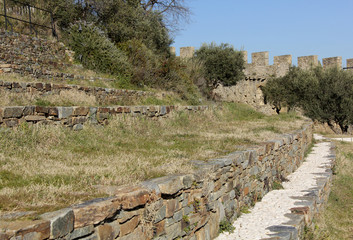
[262,67,353,132]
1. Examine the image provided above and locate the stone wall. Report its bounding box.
[0,123,313,240]
[0,31,69,76]
[266,142,334,240]
[0,105,208,129]
[173,46,353,113]
[0,80,152,106]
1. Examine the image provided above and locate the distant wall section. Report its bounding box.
[172,46,352,113]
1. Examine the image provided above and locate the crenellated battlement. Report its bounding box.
[171,46,353,74]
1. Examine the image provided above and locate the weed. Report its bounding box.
[240,206,251,214]
[272,181,284,190]
[182,215,190,223]
[219,219,235,233]
[192,198,201,212]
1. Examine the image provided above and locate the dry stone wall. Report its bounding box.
[0,80,152,106]
[0,31,69,76]
[0,123,313,240]
[0,105,208,129]
[266,142,334,240]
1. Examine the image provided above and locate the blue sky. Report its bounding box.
[172,0,353,66]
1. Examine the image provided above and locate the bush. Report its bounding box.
[118,39,161,87]
[68,21,131,77]
[92,1,172,55]
[263,66,353,133]
[194,42,245,89]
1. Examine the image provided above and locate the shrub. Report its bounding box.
[118,39,161,87]
[194,42,245,89]
[92,1,172,55]
[68,21,131,77]
[219,219,235,233]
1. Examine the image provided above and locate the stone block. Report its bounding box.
[120,216,140,236]
[0,220,50,240]
[165,199,181,218]
[154,175,184,195]
[252,51,269,66]
[73,124,84,131]
[35,106,49,114]
[40,208,74,239]
[58,107,73,119]
[154,220,166,237]
[72,197,121,228]
[322,56,342,69]
[67,225,94,240]
[24,115,47,122]
[23,106,35,116]
[347,58,353,68]
[119,226,148,240]
[73,107,89,116]
[115,186,152,210]
[298,55,319,70]
[273,55,292,66]
[48,108,58,116]
[96,221,120,240]
[154,205,167,223]
[3,107,24,118]
[164,221,182,240]
[80,233,99,240]
[180,47,194,59]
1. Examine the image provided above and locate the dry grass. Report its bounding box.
[0,73,194,106]
[305,140,353,240]
[0,72,127,90]
[0,103,306,215]
[0,89,97,106]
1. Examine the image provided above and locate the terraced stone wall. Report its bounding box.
[0,80,152,106]
[0,123,313,239]
[0,31,69,76]
[0,105,208,129]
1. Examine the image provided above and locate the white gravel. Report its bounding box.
[331,137,353,142]
[216,134,332,240]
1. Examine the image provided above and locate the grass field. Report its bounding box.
[0,103,306,216]
[305,140,353,240]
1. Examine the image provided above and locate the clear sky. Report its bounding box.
[172,0,353,66]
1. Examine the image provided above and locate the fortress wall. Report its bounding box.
[298,55,319,70]
[323,56,342,69]
[0,123,317,240]
[347,59,353,68]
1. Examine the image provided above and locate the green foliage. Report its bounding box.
[68,22,131,77]
[98,2,172,55]
[263,67,353,132]
[182,215,190,223]
[240,206,251,214]
[272,181,284,190]
[219,219,235,233]
[194,42,245,89]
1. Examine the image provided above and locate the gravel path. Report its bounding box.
[216,134,332,240]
